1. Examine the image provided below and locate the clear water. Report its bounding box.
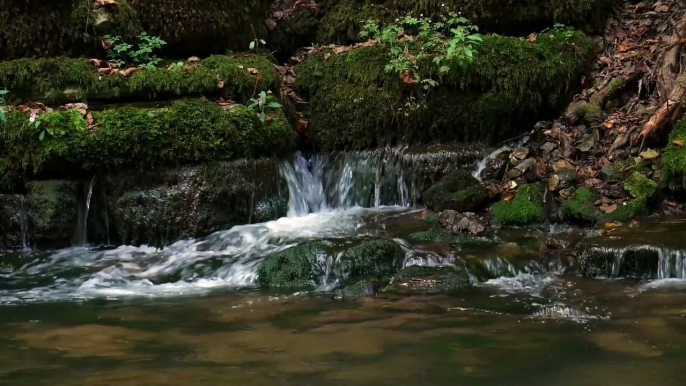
[2,152,686,385]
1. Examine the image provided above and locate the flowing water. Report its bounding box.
[2,152,686,385]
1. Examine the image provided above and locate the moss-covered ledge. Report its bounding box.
[0,99,296,191]
[317,0,613,45]
[295,30,595,151]
[0,55,279,105]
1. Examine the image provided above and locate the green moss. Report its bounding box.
[662,119,686,190]
[317,0,612,45]
[422,170,488,212]
[624,172,658,200]
[269,9,320,61]
[258,242,331,288]
[561,187,598,224]
[334,280,377,299]
[129,0,271,56]
[382,265,470,294]
[576,102,603,120]
[0,55,279,104]
[0,0,142,60]
[0,99,296,180]
[408,228,492,246]
[601,199,647,223]
[296,30,595,150]
[491,185,546,226]
[337,239,405,279]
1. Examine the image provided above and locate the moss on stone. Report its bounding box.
[624,172,658,201]
[0,0,142,60]
[0,99,296,181]
[269,9,320,61]
[561,187,598,224]
[408,228,492,246]
[128,0,271,56]
[296,30,595,150]
[422,170,488,212]
[334,280,377,299]
[26,180,79,249]
[337,239,405,279]
[662,119,686,190]
[0,55,279,104]
[382,265,471,294]
[258,242,331,288]
[317,0,612,45]
[601,199,647,223]
[491,185,546,226]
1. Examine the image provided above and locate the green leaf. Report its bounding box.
[0,89,8,95]
[267,102,282,109]
[39,131,45,141]
[249,41,256,50]
[0,110,5,124]
[260,91,267,99]
[259,39,266,44]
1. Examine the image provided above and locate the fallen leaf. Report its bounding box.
[504,193,516,201]
[62,103,88,116]
[296,119,309,135]
[507,180,518,190]
[604,222,619,229]
[602,204,618,214]
[527,33,537,42]
[333,46,352,55]
[120,67,143,77]
[94,0,118,9]
[673,140,684,147]
[618,40,633,52]
[639,149,660,160]
[247,68,260,76]
[400,70,416,85]
[324,53,331,61]
[604,121,614,129]
[188,56,200,63]
[101,38,112,51]
[656,4,669,12]
[97,67,116,75]
[217,77,225,89]
[86,113,97,131]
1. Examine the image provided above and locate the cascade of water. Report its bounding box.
[18,194,29,250]
[471,134,531,178]
[74,176,97,246]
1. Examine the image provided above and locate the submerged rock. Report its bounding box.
[258,241,332,288]
[437,210,487,235]
[383,265,471,294]
[408,227,493,247]
[422,170,489,213]
[334,280,376,299]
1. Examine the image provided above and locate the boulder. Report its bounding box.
[422,170,489,213]
[491,184,546,226]
[437,210,487,235]
[26,180,79,249]
[561,187,598,224]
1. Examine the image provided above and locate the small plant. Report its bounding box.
[30,112,49,141]
[360,12,483,90]
[104,32,167,68]
[248,24,266,51]
[248,91,282,124]
[540,23,575,39]
[0,89,7,124]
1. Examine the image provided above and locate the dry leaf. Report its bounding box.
[504,193,516,202]
[63,103,88,116]
[188,56,200,63]
[604,222,619,229]
[618,40,633,52]
[602,204,618,214]
[639,149,659,160]
[333,46,352,55]
[507,180,518,189]
[673,140,684,147]
[604,121,614,129]
[217,77,225,89]
[526,33,537,42]
[296,119,309,135]
[94,0,118,9]
[400,70,416,85]
[247,68,260,76]
[656,4,669,12]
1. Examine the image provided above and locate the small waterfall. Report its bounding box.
[471,134,531,178]
[580,245,686,279]
[74,176,97,246]
[18,194,29,250]
[280,146,482,216]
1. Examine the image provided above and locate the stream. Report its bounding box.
[1,152,686,385]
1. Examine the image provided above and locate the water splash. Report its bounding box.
[471,134,531,178]
[74,176,97,246]
[18,194,30,250]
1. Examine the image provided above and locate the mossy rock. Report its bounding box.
[295,30,595,151]
[422,170,488,212]
[128,0,271,56]
[0,99,296,181]
[561,187,598,224]
[0,0,142,60]
[100,159,287,247]
[663,119,686,190]
[408,227,493,246]
[600,199,648,223]
[576,243,659,278]
[268,8,320,62]
[317,0,612,45]
[258,242,333,288]
[259,238,404,289]
[624,172,658,201]
[334,280,377,299]
[26,180,79,249]
[491,185,546,226]
[382,265,471,294]
[0,194,23,250]
[0,55,279,105]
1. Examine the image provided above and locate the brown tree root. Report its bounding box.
[638,75,686,144]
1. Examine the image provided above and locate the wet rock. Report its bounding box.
[334,280,376,299]
[624,172,658,201]
[258,241,332,288]
[0,195,23,250]
[548,174,560,191]
[491,184,546,226]
[540,142,557,153]
[507,168,522,180]
[422,170,489,213]
[408,228,493,247]
[534,162,548,178]
[27,180,79,249]
[92,8,114,32]
[510,147,530,163]
[383,265,471,294]
[437,210,486,235]
[484,154,509,180]
[559,188,574,199]
[576,243,663,279]
[556,169,578,190]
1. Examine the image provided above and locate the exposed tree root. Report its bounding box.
[638,74,686,144]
